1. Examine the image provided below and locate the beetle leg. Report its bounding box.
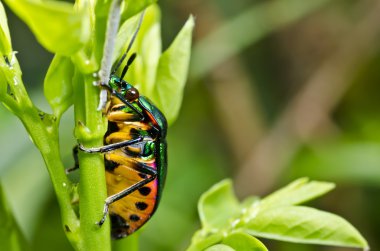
[97,163,157,226]
[79,136,144,153]
[66,146,80,174]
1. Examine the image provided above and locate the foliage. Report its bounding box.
[188,179,368,250]
[0,0,192,250]
[0,0,375,251]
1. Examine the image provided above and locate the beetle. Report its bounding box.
[71,13,168,239]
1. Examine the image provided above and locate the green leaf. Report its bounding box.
[152,15,194,125]
[121,0,157,22]
[0,1,12,55]
[94,0,112,17]
[128,5,162,96]
[44,55,74,117]
[198,179,241,230]
[222,231,268,251]
[0,183,29,251]
[93,0,157,72]
[114,5,162,98]
[205,244,235,251]
[187,232,224,251]
[4,0,90,55]
[260,178,335,209]
[114,14,142,65]
[244,206,369,249]
[190,231,268,251]
[190,179,368,251]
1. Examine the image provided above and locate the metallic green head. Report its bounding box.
[109,75,140,101]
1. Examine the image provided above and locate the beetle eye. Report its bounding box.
[125,87,139,100]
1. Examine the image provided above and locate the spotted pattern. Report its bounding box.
[104,89,164,239]
[106,161,158,238]
[135,201,148,211]
[129,214,140,222]
[105,159,118,171]
[110,213,130,239]
[138,186,151,196]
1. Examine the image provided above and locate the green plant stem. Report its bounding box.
[0,61,81,248]
[22,116,80,247]
[113,232,139,251]
[3,53,110,251]
[73,72,110,251]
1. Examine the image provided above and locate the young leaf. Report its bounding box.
[244,206,369,249]
[198,179,241,230]
[222,231,268,251]
[0,2,12,55]
[129,5,162,96]
[121,0,157,22]
[4,0,90,55]
[260,178,335,209]
[44,55,74,117]
[187,232,224,251]
[113,5,161,79]
[205,244,235,251]
[152,15,194,125]
[114,15,141,65]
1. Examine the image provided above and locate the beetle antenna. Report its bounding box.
[112,11,144,75]
[120,53,137,80]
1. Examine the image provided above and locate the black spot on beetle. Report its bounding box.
[138,186,151,196]
[129,214,140,222]
[104,122,119,138]
[105,158,119,171]
[110,214,130,239]
[110,214,129,228]
[135,201,148,211]
[138,173,147,179]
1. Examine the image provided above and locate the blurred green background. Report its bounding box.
[1,0,380,250]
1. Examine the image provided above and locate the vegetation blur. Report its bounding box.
[0,0,379,250]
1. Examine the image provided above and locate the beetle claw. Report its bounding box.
[96,202,109,227]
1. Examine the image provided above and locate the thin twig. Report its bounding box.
[97,0,123,110]
[98,0,123,85]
